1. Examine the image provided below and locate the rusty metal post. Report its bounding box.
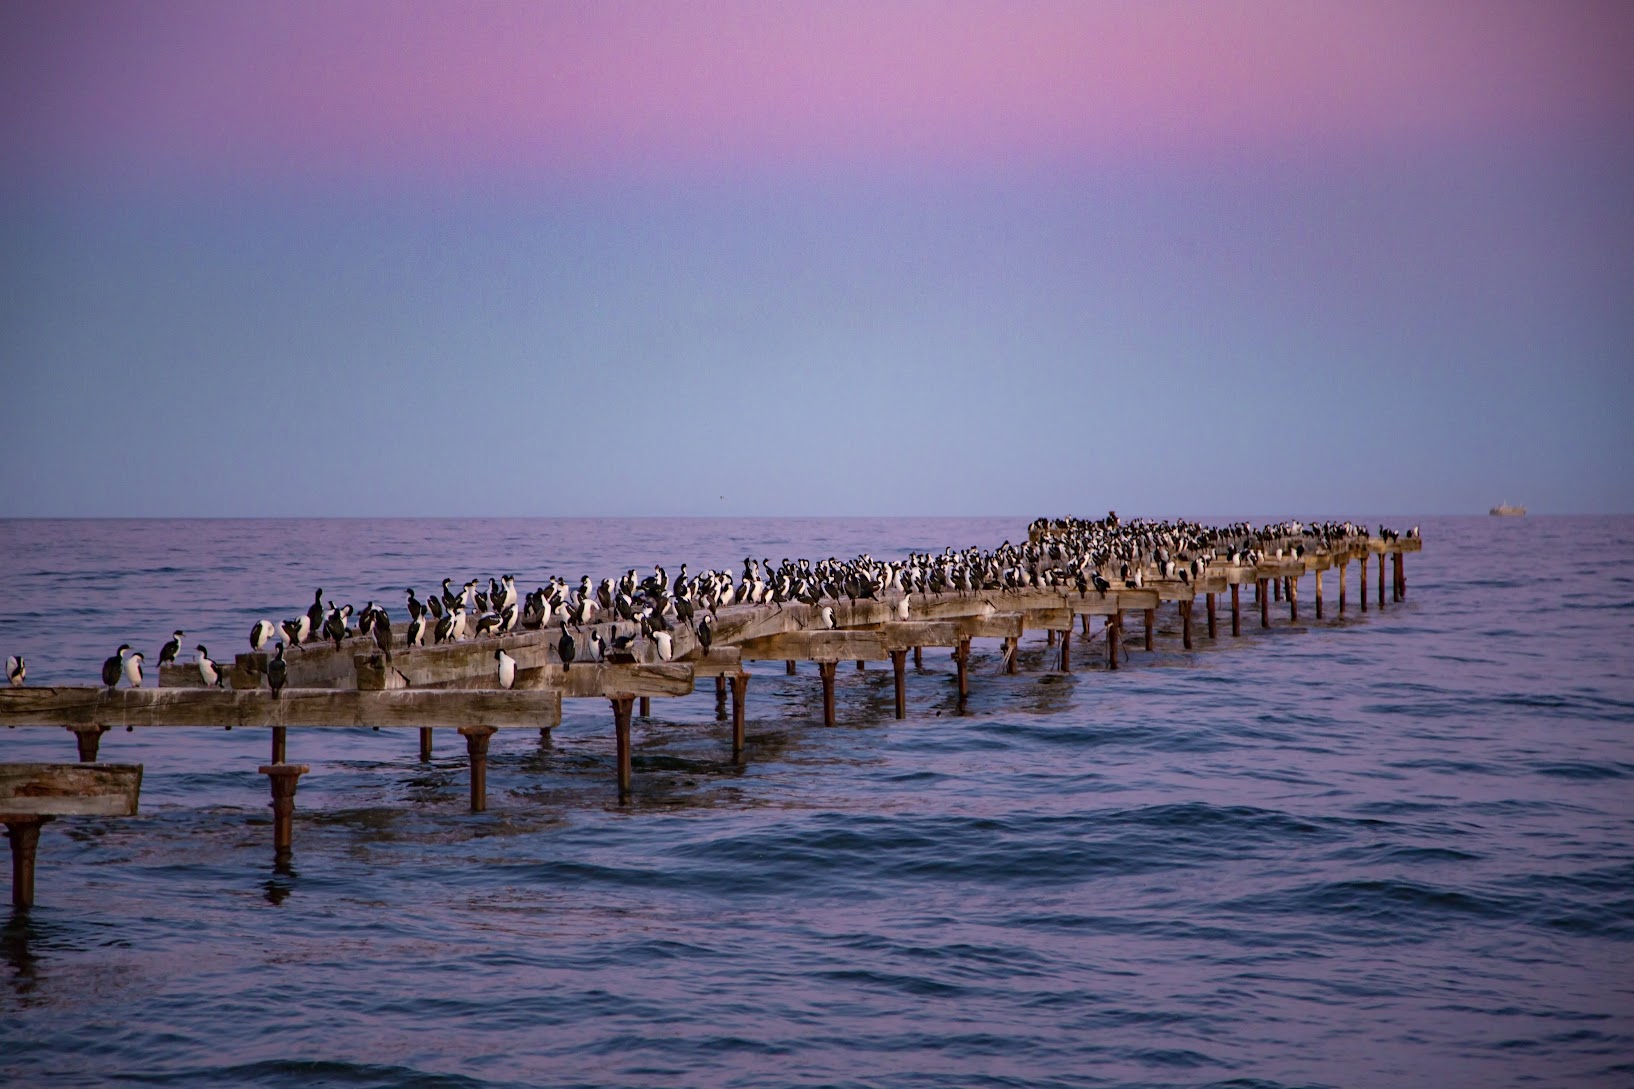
[956,637,970,712]
[1144,608,1155,652]
[639,696,650,718]
[1378,553,1386,607]
[68,724,108,763]
[258,764,309,862]
[1046,629,1055,647]
[5,817,50,910]
[1339,561,1348,614]
[730,671,748,762]
[459,726,497,812]
[611,696,634,801]
[855,660,865,671]
[1399,551,1408,599]
[1259,579,1270,628]
[1181,599,1193,650]
[271,726,287,765]
[1288,576,1298,623]
[890,649,907,719]
[1315,569,1324,619]
[1059,625,1072,673]
[913,646,922,669]
[1005,637,1018,675]
[1360,553,1369,612]
[1207,592,1217,638]
[818,662,837,727]
[1231,583,1241,636]
[785,660,796,675]
[1107,613,1119,670]
[419,727,433,762]
[1394,551,1404,601]
[1274,576,1282,602]
[714,674,727,720]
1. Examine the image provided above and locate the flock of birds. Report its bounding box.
[11,513,1416,696]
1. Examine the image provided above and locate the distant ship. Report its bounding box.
[1489,502,1526,517]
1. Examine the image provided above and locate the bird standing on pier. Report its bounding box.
[372,609,393,661]
[250,620,276,652]
[652,629,673,662]
[123,651,145,688]
[306,590,326,636]
[196,645,223,687]
[159,630,185,667]
[696,614,713,657]
[495,649,516,689]
[267,642,287,699]
[102,645,130,690]
[896,593,911,622]
[558,626,577,670]
[5,655,24,686]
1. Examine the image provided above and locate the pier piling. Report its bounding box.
[5,817,46,910]
[611,697,634,801]
[459,726,496,812]
[68,724,107,763]
[419,727,433,762]
[258,763,309,861]
[818,662,837,727]
[891,649,907,719]
[730,671,748,761]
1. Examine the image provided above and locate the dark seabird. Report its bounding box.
[696,614,713,656]
[324,606,347,650]
[6,655,24,686]
[406,589,424,621]
[558,626,577,671]
[102,644,130,689]
[267,642,288,699]
[306,590,325,636]
[373,610,393,661]
[159,630,185,666]
[495,649,516,690]
[196,645,223,688]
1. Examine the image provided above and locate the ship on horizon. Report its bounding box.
[1490,502,1527,516]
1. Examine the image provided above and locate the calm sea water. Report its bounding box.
[1,515,1630,1089]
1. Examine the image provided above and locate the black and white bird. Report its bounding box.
[102,644,130,689]
[5,655,24,686]
[196,645,223,688]
[123,651,145,689]
[819,605,836,630]
[372,609,393,661]
[267,642,287,699]
[652,629,673,662]
[250,620,277,651]
[495,649,516,689]
[306,589,326,636]
[896,593,911,622]
[696,614,713,657]
[558,626,577,671]
[159,630,185,667]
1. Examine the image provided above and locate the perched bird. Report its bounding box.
[896,593,911,622]
[495,649,516,689]
[196,645,223,688]
[819,605,836,630]
[306,589,326,636]
[267,642,287,699]
[5,655,24,686]
[588,629,608,662]
[696,614,713,656]
[102,644,130,689]
[372,609,393,661]
[652,629,673,662]
[558,626,577,671]
[158,630,185,667]
[123,651,145,689]
[408,612,427,648]
[250,620,277,651]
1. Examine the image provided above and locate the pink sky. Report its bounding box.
[4,0,1632,184]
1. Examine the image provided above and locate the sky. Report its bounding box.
[1,0,1630,517]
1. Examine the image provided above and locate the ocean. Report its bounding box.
[1,515,1630,1088]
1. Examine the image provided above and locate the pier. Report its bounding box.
[1,517,1419,902]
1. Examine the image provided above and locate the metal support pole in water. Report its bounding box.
[730,671,748,762]
[5,817,49,910]
[610,697,634,801]
[891,649,907,720]
[258,763,309,863]
[818,662,837,726]
[459,726,496,812]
